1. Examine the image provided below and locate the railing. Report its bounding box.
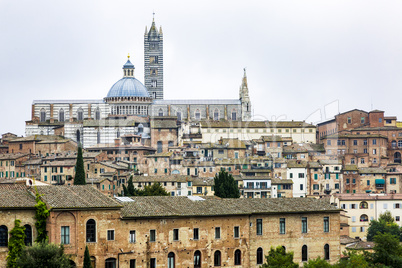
[243,185,271,190]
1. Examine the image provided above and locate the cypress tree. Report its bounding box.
[74,146,86,185]
[6,219,26,268]
[83,245,92,268]
[127,176,135,196]
[214,169,240,198]
[122,184,129,196]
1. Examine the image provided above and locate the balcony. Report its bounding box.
[243,185,270,190]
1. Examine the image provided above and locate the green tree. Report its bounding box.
[214,169,240,198]
[127,175,135,196]
[6,219,26,268]
[34,193,50,243]
[335,251,371,268]
[16,241,71,268]
[261,246,299,268]
[303,256,332,268]
[74,146,86,185]
[367,211,402,241]
[367,232,402,267]
[143,182,170,196]
[122,184,129,196]
[83,245,92,268]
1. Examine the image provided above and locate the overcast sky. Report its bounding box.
[1,0,402,136]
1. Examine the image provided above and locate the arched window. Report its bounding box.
[398,140,402,148]
[195,109,201,120]
[213,109,219,121]
[360,201,368,209]
[324,244,330,260]
[138,124,144,134]
[24,224,32,246]
[177,111,182,121]
[392,140,397,148]
[95,108,100,120]
[302,245,308,262]
[0,225,8,247]
[105,258,116,268]
[214,250,221,266]
[168,252,175,268]
[86,219,96,242]
[395,152,401,164]
[360,214,368,222]
[256,247,263,264]
[234,249,241,265]
[77,108,84,121]
[90,256,96,268]
[157,141,163,154]
[194,250,201,268]
[69,260,76,267]
[59,109,64,122]
[232,110,237,121]
[97,131,101,144]
[158,108,164,116]
[40,108,46,122]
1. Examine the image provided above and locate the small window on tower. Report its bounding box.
[151,80,157,88]
[150,68,158,76]
[150,56,159,64]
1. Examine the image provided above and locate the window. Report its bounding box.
[373,149,377,155]
[373,139,377,145]
[158,108,163,116]
[256,219,262,235]
[157,141,163,153]
[396,216,400,222]
[194,250,201,268]
[168,252,175,268]
[40,108,46,122]
[302,245,308,262]
[298,173,305,178]
[130,259,136,268]
[61,226,70,244]
[353,140,358,146]
[280,218,286,234]
[234,226,240,238]
[105,258,117,268]
[360,214,368,222]
[195,109,201,120]
[390,178,397,184]
[257,248,263,264]
[234,249,241,265]
[59,109,65,122]
[289,173,293,179]
[150,258,156,268]
[300,184,303,191]
[364,139,367,145]
[77,108,84,121]
[107,230,115,241]
[130,230,136,243]
[193,228,199,240]
[0,225,8,247]
[173,229,179,241]
[360,201,368,209]
[302,217,307,233]
[347,117,351,124]
[232,111,237,121]
[213,109,219,120]
[86,219,96,242]
[150,230,156,242]
[361,117,365,124]
[24,225,32,246]
[215,227,221,239]
[361,158,365,164]
[214,251,221,266]
[324,244,330,260]
[324,217,329,232]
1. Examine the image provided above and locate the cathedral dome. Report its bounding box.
[106,77,150,98]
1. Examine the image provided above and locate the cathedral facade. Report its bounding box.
[25,18,251,148]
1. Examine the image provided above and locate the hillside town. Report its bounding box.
[1,15,402,268]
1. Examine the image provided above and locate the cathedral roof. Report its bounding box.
[107,77,150,98]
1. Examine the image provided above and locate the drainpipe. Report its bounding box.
[117,250,134,268]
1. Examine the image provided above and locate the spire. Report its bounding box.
[123,55,135,78]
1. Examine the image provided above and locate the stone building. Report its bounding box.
[0,185,341,267]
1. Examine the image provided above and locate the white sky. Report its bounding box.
[1,0,402,136]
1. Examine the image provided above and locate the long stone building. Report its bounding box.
[0,184,341,267]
